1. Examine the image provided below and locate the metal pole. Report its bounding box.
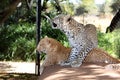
[35,0,41,76]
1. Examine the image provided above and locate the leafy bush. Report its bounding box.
[98,29,120,58]
[0,17,69,61]
[0,23,36,61]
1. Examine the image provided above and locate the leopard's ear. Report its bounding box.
[44,36,49,41]
[44,36,48,38]
[65,15,71,22]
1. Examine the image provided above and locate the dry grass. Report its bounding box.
[73,13,113,33]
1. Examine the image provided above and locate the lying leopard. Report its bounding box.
[37,37,120,75]
[52,14,97,67]
[37,36,71,75]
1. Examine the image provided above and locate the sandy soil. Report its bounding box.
[39,63,120,80]
[1,62,120,80]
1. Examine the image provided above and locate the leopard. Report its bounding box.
[52,14,98,67]
[37,37,120,75]
[37,36,71,75]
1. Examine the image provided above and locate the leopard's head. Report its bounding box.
[37,36,58,54]
[52,14,72,32]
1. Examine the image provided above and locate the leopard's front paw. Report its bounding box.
[71,61,82,67]
[59,61,70,66]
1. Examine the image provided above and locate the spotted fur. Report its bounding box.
[37,37,120,75]
[52,14,97,67]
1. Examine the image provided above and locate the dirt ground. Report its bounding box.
[0,62,120,80]
[39,63,120,80]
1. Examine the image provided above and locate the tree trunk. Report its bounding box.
[0,0,21,25]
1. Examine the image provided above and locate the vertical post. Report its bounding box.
[35,0,41,76]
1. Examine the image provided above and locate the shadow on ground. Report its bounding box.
[39,63,120,80]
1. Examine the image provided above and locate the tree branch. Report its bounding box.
[54,0,62,13]
[25,0,34,10]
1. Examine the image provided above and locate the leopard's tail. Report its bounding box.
[105,64,120,70]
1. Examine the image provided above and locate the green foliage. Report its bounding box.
[0,23,36,61]
[81,0,97,13]
[98,29,120,58]
[0,16,69,61]
[3,0,36,25]
[0,0,12,11]
[44,0,75,15]
[61,1,75,15]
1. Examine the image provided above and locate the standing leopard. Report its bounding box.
[52,14,97,67]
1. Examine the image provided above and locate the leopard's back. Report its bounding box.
[84,24,98,47]
[84,48,120,63]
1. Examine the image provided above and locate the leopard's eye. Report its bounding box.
[52,22,57,27]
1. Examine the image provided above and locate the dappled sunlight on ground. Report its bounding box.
[39,63,120,80]
[0,62,120,80]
